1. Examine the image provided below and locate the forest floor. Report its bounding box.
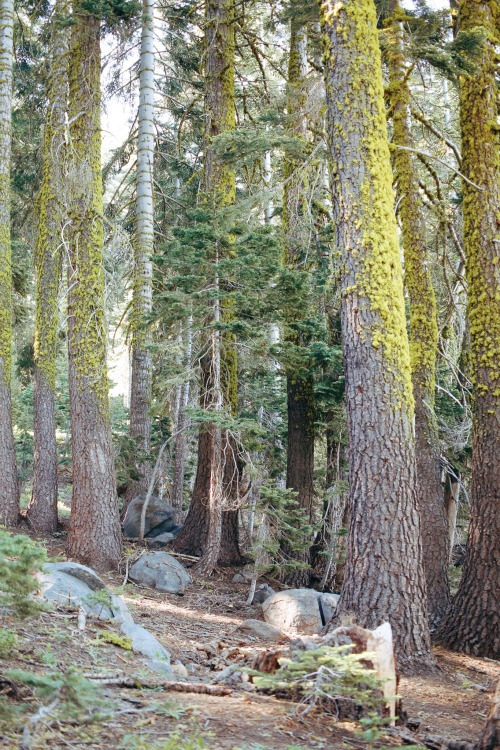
[0,530,498,750]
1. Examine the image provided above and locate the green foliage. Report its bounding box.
[118,718,212,749]
[0,530,47,619]
[4,666,110,721]
[99,630,133,650]
[0,628,18,658]
[251,485,315,577]
[250,644,385,717]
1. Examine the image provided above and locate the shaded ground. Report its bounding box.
[0,530,498,749]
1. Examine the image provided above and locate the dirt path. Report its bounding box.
[0,539,498,749]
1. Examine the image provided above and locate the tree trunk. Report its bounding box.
[171,314,192,521]
[320,0,433,673]
[437,0,500,659]
[65,7,122,572]
[387,0,450,627]
[28,0,69,533]
[125,0,155,506]
[173,0,243,572]
[281,12,315,586]
[0,0,19,527]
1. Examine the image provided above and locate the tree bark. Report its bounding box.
[124,0,155,507]
[65,6,122,572]
[437,0,500,659]
[171,314,192,521]
[0,0,19,527]
[28,0,69,533]
[386,0,450,627]
[281,12,315,586]
[173,0,243,572]
[320,0,433,673]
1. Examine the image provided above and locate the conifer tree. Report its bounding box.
[65,0,122,571]
[281,9,315,586]
[320,0,433,672]
[172,0,244,573]
[27,0,70,533]
[125,0,155,506]
[386,0,450,626]
[0,0,20,526]
[438,0,500,658]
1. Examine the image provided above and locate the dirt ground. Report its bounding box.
[0,532,498,750]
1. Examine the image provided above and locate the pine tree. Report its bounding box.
[172,0,244,573]
[386,0,450,626]
[320,0,433,672]
[0,0,20,526]
[437,0,500,658]
[27,0,70,533]
[124,0,155,507]
[65,0,122,571]
[281,7,315,587]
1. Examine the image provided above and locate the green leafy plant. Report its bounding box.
[0,627,18,659]
[249,644,385,719]
[0,530,47,619]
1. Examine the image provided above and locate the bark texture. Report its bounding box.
[125,0,155,505]
[28,0,69,533]
[386,0,449,626]
[321,0,433,673]
[437,0,500,659]
[281,13,315,587]
[0,0,19,526]
[65,6,121,572]
[172,0,243,572]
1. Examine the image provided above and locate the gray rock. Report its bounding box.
[147,532,175,548]
[236,619,287,642]
[142,658,173,677]
[261,588,323,636]
[39,569,113,619]
[110,595,171,666]
[319,593,340,625]
[44,562,107,591]
[232,573,247,583]
[123,496,179,539]
[128,552,191,594]
[252,584,275,604]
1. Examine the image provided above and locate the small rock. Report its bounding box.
[252,584,275,604]
[236,619,287,642]
[123,496,179,540]
[319,592,340,624]
[171,660,189,678]
[147,533,175,548]
[129,552,191,594]
[232,573,247,583]
[262,588,323,636]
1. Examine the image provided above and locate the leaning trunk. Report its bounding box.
[437,0,500,659]
[320,0,433,673]
[28,0,69,533]
[0,0,19,526]
[387,0,450,626]
[65,6,121,572]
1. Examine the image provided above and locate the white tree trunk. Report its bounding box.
[0,0,19,526]
[128,0,155,500]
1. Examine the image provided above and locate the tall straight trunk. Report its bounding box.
[28,0,69,533]
[171,313,192,521]
[320,0,433,673]
[173,0,243,572]
[65,6,121,572]
[125,0,155,505]
[282,13,315,586]
[0,0,19,526]
[387,0,450,627]
[437,0,500,658]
